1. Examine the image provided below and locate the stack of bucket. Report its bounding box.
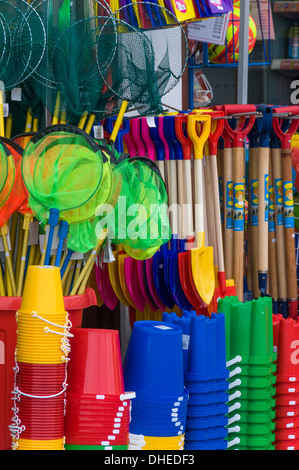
[64,327,132,450]
[123,320,188,450]
[182,313,232,450]
[218,296,277,450]
[162,310,197,374]
[273,314,299,450]
[10,266,72,450]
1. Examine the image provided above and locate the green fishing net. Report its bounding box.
[96,156,171,258]
[21,125,109,226]
[0,0,46,90]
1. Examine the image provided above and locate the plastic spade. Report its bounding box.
[270,124,288,317]
[175,114,205,310]
[153,242,175,309]
[145,256,167,312]
[118,253,138,308]
[148,117,166,181]
[167,115,193,310]
[272,105,299,319]
[108,251,130,307]
[255,104,273,296]
[105,116,130,154]
[222,104,257,301]
[187,113,214,307]
[95,259,119,311]
[137,259,159,312]
[124,255,147,312]
[202,109,236,309]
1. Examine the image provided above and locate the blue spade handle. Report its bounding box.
[45,208,59,266]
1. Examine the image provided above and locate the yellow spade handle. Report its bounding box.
[17,214,33,297]
[110,101,128,143]
[70,229,108,296]
[0,224,16,296]
[85,114,96,135]
[5,113,12,138]
[33,118,39,132]
[78,111,88,129]
[52,92,61,125]
[187,114,211,160]
[187,114,211,240]
[0,266,5,296]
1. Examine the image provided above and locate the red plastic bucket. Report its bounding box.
[0,288,97,450]
[66,328,124,396]
[276,318,299,378]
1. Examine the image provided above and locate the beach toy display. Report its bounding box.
[218,295,277,450]
[10,266,72,450]
[64,327,133,450]
[123,320,188,449]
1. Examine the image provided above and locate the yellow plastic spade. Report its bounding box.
[108,251,130,307]
[187,113,215,307]
[118,253,137,308]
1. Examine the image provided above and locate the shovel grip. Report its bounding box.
[187,114,211,160]
[222,105,256,147]
[174,115,192,160]
[272,116,299,150]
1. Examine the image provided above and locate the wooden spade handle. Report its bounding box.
[281,148,297,301]
[258,146,269,274]
[271,148,288,301]
[248,145,259,298]
[210,153,224,273]
[233,146,245,302]
[268,157,279,302]
[223,147,234,280]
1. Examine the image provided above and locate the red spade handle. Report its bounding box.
[222,104,257,147]
[272,106,299,150]
[174,114,192,160]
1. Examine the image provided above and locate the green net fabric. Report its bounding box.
[96,156,171,258]
[21,125,107,225]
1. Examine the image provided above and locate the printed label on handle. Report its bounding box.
[251,179,258,227]
[219,176,223,224]
[226,181,233,229]
[283,181,294,229]
[268,183,275,232]
[264,174,269,223]
[233,183,244,232]
[274,178,284,226]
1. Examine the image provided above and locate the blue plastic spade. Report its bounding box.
[104,116,130,154]
[152,242,175,309]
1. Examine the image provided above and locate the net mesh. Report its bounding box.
[21,125,107,225]
[96,155,171,257]
[22,0,187,122]
[0,0,46,90]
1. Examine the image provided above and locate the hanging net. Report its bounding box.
[96,155,171,258]
[0,0,46,91]
[21,124,109,226]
